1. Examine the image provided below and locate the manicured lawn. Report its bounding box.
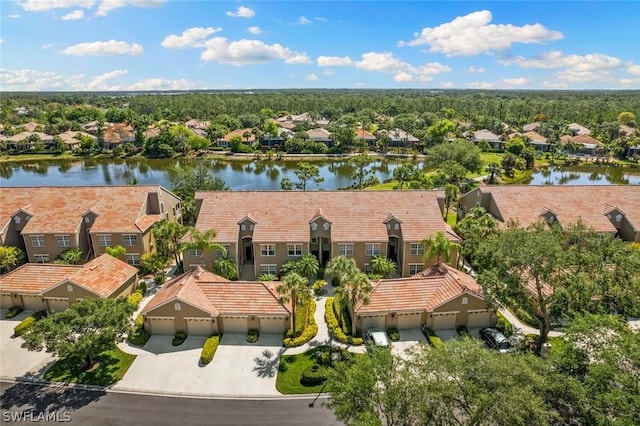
[365,180,397,190]
[277,349,326,394]
[44,347,136,386]
[479,152,504,167]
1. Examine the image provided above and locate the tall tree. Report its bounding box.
[295,253,320,282]
[369,255,396,278]
[326,255,358,286]
[169,164,229,224]
[181,228,226,268]
[0,246,25,273]
[275,271,308,336]
[350,153,378,189]
[152,220,188,267]
[212,255,237,279]
[392,162,416,190]
[335,271,372,336]
[443,183,460,220]
[421,231,460,265]
[292,162,324,190]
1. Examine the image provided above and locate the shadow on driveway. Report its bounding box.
[142,336,207,355]
[253,348,286,378]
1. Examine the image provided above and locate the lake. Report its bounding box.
[528,165,640,185]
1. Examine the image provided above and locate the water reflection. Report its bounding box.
[529,166,640,185]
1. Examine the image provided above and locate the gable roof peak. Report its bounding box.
[309,208,332,224]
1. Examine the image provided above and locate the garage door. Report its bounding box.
[467,311,492,328]
[432,312,457,330]
[260,317,285,334]
[186,318,213,336]
[22,295,44,311]
[397,312,422,330]
[222,317,247,334]
[149,317,175,335]
[0,294,12,309]
[46,298,69,313]
[361,315,386,332]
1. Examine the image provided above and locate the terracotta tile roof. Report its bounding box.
[356,263,484,314]
[194,191,459,243]
[136,214,163,232]
[568,123,591,135]
[185,119,210,129]
[468,186,640,233]
[142,267,290,316]
[619,124,636,136]
[0,186,171,234]
[571,134,601,146]
[56,131,95,145]
[306,128,332,141]
[22,122,41,132]
[522,122,540,132]
[222,128,255,142]
[103,123,134,145]
[355,128,376,140]
[0,264,82,294]
[522,131,548,143]
[66,253,138,297]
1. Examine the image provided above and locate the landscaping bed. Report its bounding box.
[44,347,136,386]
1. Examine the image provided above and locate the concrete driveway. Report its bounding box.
[436,329,461,342]
[0,309,55,380]
[392,329,427,359]
[115,333,284,397]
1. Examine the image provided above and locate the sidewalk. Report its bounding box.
[499,307,563,338]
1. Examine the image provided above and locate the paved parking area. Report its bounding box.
[115,333,284,397]
[392,329,427,359]
[0,310,55,380]
[436,329,461,342]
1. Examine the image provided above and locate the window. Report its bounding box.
[365,243,381,256]
[409,264,424,275]
[34,254,49,264]
[287,244,303,257]
[363,263,372,274]
[56,235,71,247]
[84,216,90,223]
[241,224,246,231]
[461,297,468,305]
[67,284,74,293]
[410,243,425,255]
[97,234,112,247]
[216,244,231,257]
[394,224,399,230]
[122,234,137,246]
[174,303,181,311]
[386,223,390,230]
[261,264,277,275]
[310,222,318,231]
[250,224,254,231]
[13,216,21,224]
[338,243,354,256]
[323,222,330,231]
[189,248,202,257]
[31,235,45,247]
[173,204,181,217]
[125,254,140,265]
[160,203,164,213]
[260,244,275,257]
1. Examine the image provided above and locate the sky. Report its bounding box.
[1,1,639,91]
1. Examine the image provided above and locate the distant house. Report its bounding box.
[355,128,377,146]
[381,128,419,148]
[522,122,540,132]
[2,131,55,150]
[562,134,602,156]
[21,122,41,132]
[276,113,330,129]
[261,127,294,147]
[185,119,209,137]
[619,124,636,137]
[522,131,550,151]
[56,131,95,150]
[218,128,255,147]
[471,129,503,149]
[103,123,134,148]
[568,123,591,136]
[306,128,332,143]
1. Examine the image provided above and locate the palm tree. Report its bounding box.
[421,231,461,266]
[326,255,358,286]
[257,273,277,281]
[370,255,396,278]
[297,282,315,330]
[443,183,460,220]
[296,253,319,282]
[485,162,501,184]
[335,272,373,336]
[276,272,308,336]
[212,256,237,279]
[181,228,226,268]
[152,220,188,267]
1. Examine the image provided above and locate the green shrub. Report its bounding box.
[456,325,469,337]
[324,298,364,346]
[32,311,47,320]
[495,311,513,337]
[317,267,325,280]
[137,281,147,295]
[247,329,260,343]
[134,314,144,328]
[14,316,36,336]
[128,325,150,346]
[421,328,443,348]
[172,331,187,346]
[300,364,328,386]
[200,334,220,364]
[4,306,23,318]
[127,291,143,307]
[387,328,400,341]
[331,276,340,287]
[284,301,318,347]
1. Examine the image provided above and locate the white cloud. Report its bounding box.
[555,69,613,83]
[317,56,353,67]
[126,78,196,91]
[314,17,327,22]
[18,0,94,11]
[468,77,531,89]
[399,10,563,56]
[306,73,319,81]
[9,14,22,18]
[543,81,569,90]
[626,65,640,76]
[441,82,455,88]
[468,66,485,73]
[85,69,128,90]
[618,78,640,88]
[95,0,164,16]
[247,26,262,35]
[501,77,530,86]
[161,27,221,49]
[42,43,56,49]
[0,68,67,90]
[499,50,622,71]
[354,51,451,82]
[467,81,498,89]
[324,69,335,76]
[297,16,311,25]
[0,39,4,45]
[62,40,143,56]
[226,6,254,18]
[61,9,84,20]
[353,82,364,87]
[200,37,309,65]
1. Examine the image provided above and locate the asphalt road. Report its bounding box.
[0,381,341,425]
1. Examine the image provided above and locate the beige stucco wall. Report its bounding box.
[22,232,81,263]
[430,294,495,328]
[253,242,309,277]
[183,242,237,273]
[143,299,214,334]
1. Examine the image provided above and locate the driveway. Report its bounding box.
[392,329,427,359]
[435,329,461,342]
[0,309,55,380]
[115,333,284,397]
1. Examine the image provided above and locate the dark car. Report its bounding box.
[479,327,514,353]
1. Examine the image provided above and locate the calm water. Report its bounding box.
[0,157,401,190]
[528,166,640,185]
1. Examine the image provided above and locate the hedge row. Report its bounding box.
[127,290,144,307]
[200,335,220,364]
[301,364,328,386]
[5,306,24,319]
[13,311,47,337]
[283,300,318,347]
[422,327,443,348]
[325,298,363,346]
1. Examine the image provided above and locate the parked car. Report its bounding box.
[365,329,391,350]
[479,327,514,353]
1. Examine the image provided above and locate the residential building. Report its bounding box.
[561,134,603,156]
[471,129,503,149]
[355,128,377,147]
[218,128,256,147]
[103,123,134,148]
[306,128,332,143]
[261,127,294,147]
[619,124,637,137]
[568,123,592,136]
[521,122,540,132]
[1,132,55,150]
[355,263,496,332]
[0,185,182,264]
[141,267,291,336]
[56,130,95,150]
[522,131,550,151]
[381,128,420,148]
[458,186,640,242]
[185,119,210,137]
[0,253,139,311]
[187,191,460,278]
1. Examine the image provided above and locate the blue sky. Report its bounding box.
[1,1,639,91]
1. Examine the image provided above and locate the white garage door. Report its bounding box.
[467,311,492,328]
[46,298,69,313]
[397,312,422,330]
[0,294,12,309]
[186,318,213,336]
[260,317,285,334]
[361,315,386,332]
[432,312,457,330]
[22,295,44,311]
[149,317,175,335]
[222,317,247,334]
